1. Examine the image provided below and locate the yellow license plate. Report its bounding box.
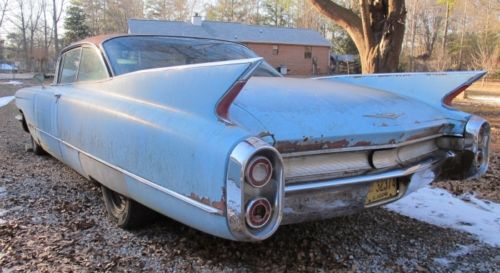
[365,179,398,205]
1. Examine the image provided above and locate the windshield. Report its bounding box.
[103,36,281,77]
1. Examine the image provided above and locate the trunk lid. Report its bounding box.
[232,77,463,154]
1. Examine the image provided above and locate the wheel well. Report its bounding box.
[19,110,29,133]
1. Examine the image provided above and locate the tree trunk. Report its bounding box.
[52,0,59,57]
[408,0,418,72]
[309,0,406,73]
[440,1,450,59]
[457,0,467,70]
[43,1,48,74]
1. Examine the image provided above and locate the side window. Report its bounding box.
[78,47,109,81]
[59,48,82,84]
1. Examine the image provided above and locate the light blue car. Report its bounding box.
[15,35,490,241]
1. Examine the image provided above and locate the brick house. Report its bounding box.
[128,17,331,76]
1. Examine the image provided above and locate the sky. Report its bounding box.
[0,0,213,40]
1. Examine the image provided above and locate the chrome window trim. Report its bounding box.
[34,127,223,215]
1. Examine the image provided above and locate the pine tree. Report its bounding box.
[63,2,91,45]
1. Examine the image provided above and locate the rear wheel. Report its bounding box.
[31,136,46,155]
[101,185,155,228]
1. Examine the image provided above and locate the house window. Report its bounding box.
[304,46,312,59]
[272,45,279,55]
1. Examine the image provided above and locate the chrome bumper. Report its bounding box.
[281,157,443,224]
[225,115,490,240]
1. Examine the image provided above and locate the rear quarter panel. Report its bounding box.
[56,63,257,239]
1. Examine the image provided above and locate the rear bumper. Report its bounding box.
[224,115,490,240]
[281,156,444,224]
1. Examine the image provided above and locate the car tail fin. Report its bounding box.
[103,57,263,122]
[315,71,486,108]
[215,58,262,124]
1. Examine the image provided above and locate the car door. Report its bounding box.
[34,47,82,159]
[56,46,111,176]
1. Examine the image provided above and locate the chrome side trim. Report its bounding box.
[280,134,444,158]
[285,158,437,193]
[33,127,223,215]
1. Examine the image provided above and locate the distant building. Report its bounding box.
[330,54,361,74]
[128,16,331,76]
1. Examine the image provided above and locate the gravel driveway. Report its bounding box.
[1,81,499,272]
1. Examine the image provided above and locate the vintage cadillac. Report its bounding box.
[15,35,490,241]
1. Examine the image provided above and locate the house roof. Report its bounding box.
[128,19,331,47]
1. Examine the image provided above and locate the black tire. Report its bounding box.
[31,136,46,155]
[101,185,156,228]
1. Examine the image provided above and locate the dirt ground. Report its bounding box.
[0,81,499,272]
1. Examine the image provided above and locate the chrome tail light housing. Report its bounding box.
[464,115,491,178]
[225,137,284,241]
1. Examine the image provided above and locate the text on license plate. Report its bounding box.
[365,178,398,205]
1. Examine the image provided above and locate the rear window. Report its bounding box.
[103,36,280,77]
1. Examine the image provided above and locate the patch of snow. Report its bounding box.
[385,187,500,247]
[0,209,7,225]
[433,257,450,266]
[434,244,478,267]
[0,187,6,224]
[0,96,15,108]
[0,80,23,85]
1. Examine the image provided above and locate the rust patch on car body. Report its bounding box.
[353,141,372,147]
[276,139,350,153]
[189,189,226,215]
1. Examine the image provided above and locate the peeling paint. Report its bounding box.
[353,141,372,147]
[276,139,350,153]
[189,189,226,215]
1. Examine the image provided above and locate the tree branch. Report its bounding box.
[359,0,373,49]
[308,0,366,55]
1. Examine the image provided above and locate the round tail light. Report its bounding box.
[245,156,273,188]
[245,198,272,229]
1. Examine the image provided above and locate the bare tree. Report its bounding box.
[9,0,29,70]
[27,0,43,68]
[437,0,455,62]
[418,4,442,60]
[457,0,467,70]
[408,0,419,71]
[0,0,8,29]
[309,0,406,73]
[52,0,65,58]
